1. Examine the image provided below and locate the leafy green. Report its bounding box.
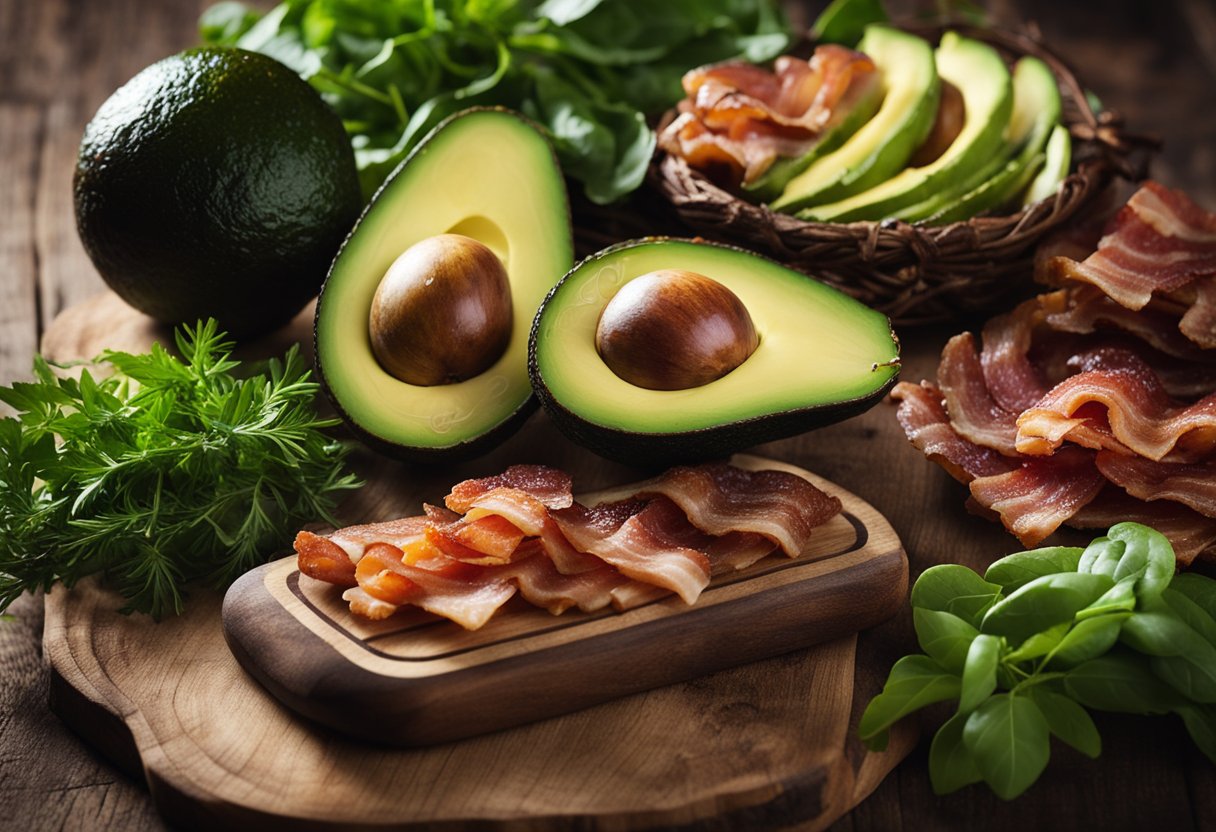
[0,321,359,619]
[200,0,791,204]
[860,523,1216,801]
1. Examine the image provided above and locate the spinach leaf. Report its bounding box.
[859,655,961,751]
[1079,523,1175,604]
[929,711,982,795]
[911,564,1003,628]
[984,546,1083,592]
[1044,613,1129,670]
[1029,687,1101,759]
[1002,622,1068,665]
[1176,704,1216,764]
[1170,573,1216,623]
[981,572,1113,644]
[1161,587,1216,647]
[1064,651,1185,714]
[959,633,1001,714]
[963,694,1051,800]
[1075,578,1137,621]
[914,607,979,674]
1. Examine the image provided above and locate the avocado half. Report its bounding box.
[315,108,573,461]
[528,239,901,466]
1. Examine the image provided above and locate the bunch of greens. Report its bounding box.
[199,0,791,203]
[0,322,360,619]
[861,523,1216,799]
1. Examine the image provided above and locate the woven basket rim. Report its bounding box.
[650,19,1160,324]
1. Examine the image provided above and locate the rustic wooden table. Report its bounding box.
[2,0,1214,829]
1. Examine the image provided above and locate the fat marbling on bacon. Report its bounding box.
[891,181,1216,564]
[296,462,842,629]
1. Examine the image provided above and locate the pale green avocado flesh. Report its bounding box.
[770,25,939,213]
[530,239,899,444]
[315,108,572,458]
[1023,122,1073,206]
[799,32,1013,223]
[914,55,1062,225]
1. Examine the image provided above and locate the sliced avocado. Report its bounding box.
[769,26,939,214]
[315,108,572,461]
[529,239,900,466]
[1022,122,1073,206]
[912,55,1062,225]
[743,76,883,202]
[799,32,1013,223]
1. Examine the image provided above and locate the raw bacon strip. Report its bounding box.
[937,332,1021,455]
[353,542,517,630]
[1179,278,1216,349]
[552,498,711,605]
[891,382,1018,483]
[460,487,602,574]
[587,464,841,557]
[968,447,1105,547]
[1094,451,1216,518]
[980,297,1052,413]
[327,516,431,564]
[1016,347,1216,460]
[445,465,573,513]
[1047,182,1216,310]
[1072,487,1216,567]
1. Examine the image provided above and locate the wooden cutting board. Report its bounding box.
[40,292,917,831]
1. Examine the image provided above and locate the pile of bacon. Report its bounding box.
[892,181,1216,565]
[657,45,880,188]
[296,463,843,629]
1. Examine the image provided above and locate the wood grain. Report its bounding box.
[2,0,1216,829]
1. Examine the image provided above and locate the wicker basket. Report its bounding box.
[650,22,1158,325]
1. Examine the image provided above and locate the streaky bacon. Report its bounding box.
[296,531,358,587]
[659,46,878,186]
[445,465,573,513]
[968,447,1105,547]
[1094,451,1216,519]
[586,463,841,557]
[327,516,431,563]
[1179,278,1216,349]
[980,296,1052,413]
[1015,347,1216,460]
[890,382,1018,483]
[1072,487,1216,567]
[460,486,602,574]
[1044,286,1212,360]
[342,586,401,621]
[937,332,1021,455]
[1046,182,1216,310]
[552,498,711,605]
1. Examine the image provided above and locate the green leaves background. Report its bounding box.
[201,0,791,203]
[860,524,1216,800]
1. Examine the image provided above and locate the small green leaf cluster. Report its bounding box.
[859,523,1216,800]
[200,0,791,204]
[0,321,361,619]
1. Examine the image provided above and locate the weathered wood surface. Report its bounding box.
[1,0,1215,829]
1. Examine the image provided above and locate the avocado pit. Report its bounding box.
[369,233,513,386]
[595,269,759,391]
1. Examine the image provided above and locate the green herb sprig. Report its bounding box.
[199,0,791,204]
[861,523,1216,799]
[0,321,360,619]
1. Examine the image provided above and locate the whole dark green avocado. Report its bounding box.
[73,47,362,339]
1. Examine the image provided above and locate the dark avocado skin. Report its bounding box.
[528,238,901,468]
[73,47,362,340]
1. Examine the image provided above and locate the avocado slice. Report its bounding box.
[743,75,884,203]
[799,32,1013,223]
[912,55,1062,225]
[529,239,900,466]
[769,26,939,214]
[1022,122,1072,206]
[315,108,573,461]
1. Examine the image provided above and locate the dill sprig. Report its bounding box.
[0,320,361,618]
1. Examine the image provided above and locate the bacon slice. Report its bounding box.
[968,447,1105,547]
[1094,451,1216,518]
[1044,286,1212,360]
[424,513,526,564]
[445,465,573,513]
[980,297,1052,413]
[1047,182,1216,310]
[1179,278,1216,349]
[296,531,359,587]
[552,498,712,605]
[326,516,431,564]
[1016,348,1216,460]
[459,486,602,574]
[937,332,1021,455]
[587,464,841,557]
[659,46,878,186]
[890,382,1018,482]
[1072,488,1216,567]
